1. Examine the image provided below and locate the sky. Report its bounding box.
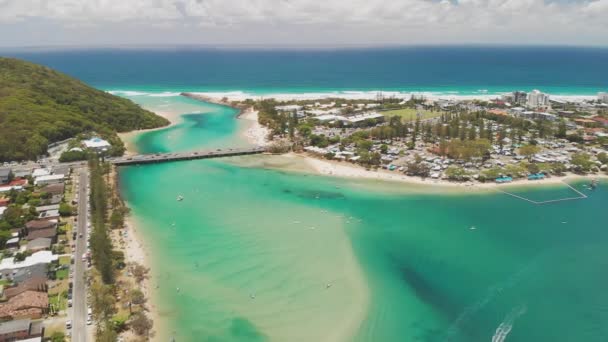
[0,0,607,47]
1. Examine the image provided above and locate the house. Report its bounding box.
[3,276,47,300]
[0,319,44,342]
[26,238,52,253]
[33,175,63,186]
[51,166,70,176]
[5,237,19,249]
[0,291,49,320]
[25,220,57,232]
[1,265,47,284]
[12,169,31,179]
[592,116,608,127]
[31,169,50,179]
[26,227,57,242]
[37,210,59,220]
[34,205,60,213]
[40,184,64,196]
[83,137,111,151]
[0,169,11,185]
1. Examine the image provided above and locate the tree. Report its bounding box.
[130,312,153,337]
[50,332,65,342]
[556,120,567,139]
[597,152,608,164]
[380,144,388,154]
[131,263,150,284]
[130,289,146,306]
[59,202,75,217]
[518,144,541,161]
[571,152,594,173]
[445,166,470,181]
[405,155,430,177]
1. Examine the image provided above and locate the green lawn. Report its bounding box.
[49,293,67,312]
[381,107,443,122]
[56,269,69,280]
[58,256,71,266]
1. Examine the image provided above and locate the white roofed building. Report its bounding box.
[34,174,64,186]
[83,137,111,151]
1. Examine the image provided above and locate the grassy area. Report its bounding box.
[56,269,69,280]
[381,107,443,122]
[43,319,66,338]
[49,280,68,296]
[49,293,68,312]
[59,256,71,266]
[0,279,11,286]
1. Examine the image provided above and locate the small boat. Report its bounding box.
[326,283,332,289]
[176,195,184,201]
[469,226,476,230]
[590,179,598,190]
[250,294,256,299]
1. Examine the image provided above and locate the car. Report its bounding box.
[86,318,92,325]
[68,299,72,307]
[66,320,72,329]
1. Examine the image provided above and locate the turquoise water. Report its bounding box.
[118,95,608,342]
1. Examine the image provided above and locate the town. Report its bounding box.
[0,137,152,341]
[248,91,608,183]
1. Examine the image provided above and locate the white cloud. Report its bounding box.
[0,0,606,46]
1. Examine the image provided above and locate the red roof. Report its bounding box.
[8,179,28,186]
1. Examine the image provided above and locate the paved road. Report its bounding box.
[71,167,89,342]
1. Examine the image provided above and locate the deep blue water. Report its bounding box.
[3,46,608,95]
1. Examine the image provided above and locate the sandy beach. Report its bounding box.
[118,110,182,156]
[240,108,270,147]
[284,152,608,191]
[188,91,597,104]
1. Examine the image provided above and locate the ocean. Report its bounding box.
[6,48,608,341]
[4,46,608,97]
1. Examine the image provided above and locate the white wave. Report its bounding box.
[148,92,182,97]
[492,305,527,342]
[107,90,148,96]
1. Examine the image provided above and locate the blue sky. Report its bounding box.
[0,0,606,47]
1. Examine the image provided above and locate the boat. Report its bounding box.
[176,195,184,201]
[590,179,598,190]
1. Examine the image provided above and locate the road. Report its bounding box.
[71,167,89,342]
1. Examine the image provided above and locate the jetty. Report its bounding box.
[109,147,266,166]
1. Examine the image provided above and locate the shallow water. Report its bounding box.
[118,95,608,342]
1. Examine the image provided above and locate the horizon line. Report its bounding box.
[1,43,608,53]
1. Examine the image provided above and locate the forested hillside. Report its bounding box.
[0,57,169,161]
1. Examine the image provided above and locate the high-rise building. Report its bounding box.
[513,91,528,105]
[599,92,608,103]
[526,90,549,108]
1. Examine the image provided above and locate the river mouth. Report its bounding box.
[114,92,608,342]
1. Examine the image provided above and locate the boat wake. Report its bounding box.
[492,305,527,342]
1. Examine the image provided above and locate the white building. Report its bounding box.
[31,168,51,178]
[275,105,303,112]
[83,137,111,151]
[34,174,64,186]
[599,92,608,103]
[526,90,550,108]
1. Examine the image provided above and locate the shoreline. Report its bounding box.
[118,110,182,156]
[180,91,599,103]
[121,213,166,340]
[298,152,607,190]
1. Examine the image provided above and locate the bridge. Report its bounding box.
[108,146,266,166]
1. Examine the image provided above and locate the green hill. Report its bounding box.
[0,57,169,161]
